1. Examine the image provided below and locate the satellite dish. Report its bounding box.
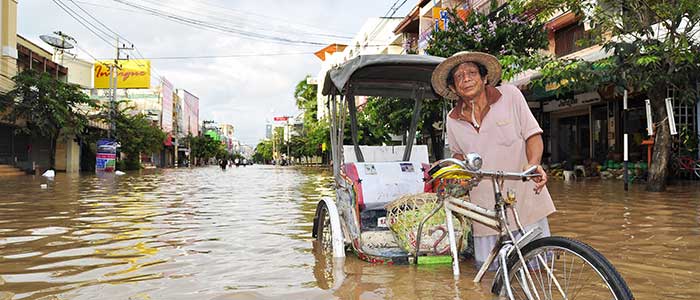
[40,35,74,49]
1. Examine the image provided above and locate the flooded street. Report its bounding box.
[0,166,699,299]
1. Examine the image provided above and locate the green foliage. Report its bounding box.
[526,0,700,190]
[345,106,391,146]
[294,76,318,125]
[253,140,273,163]
[186,134,226,164]
[0,69,95,169]
[101,103,166,169]
[528,0,700,103]
[362,98,414,138]
[425,2,550,81]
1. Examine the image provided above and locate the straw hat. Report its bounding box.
[431,51,502,100]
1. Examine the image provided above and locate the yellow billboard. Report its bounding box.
[94,59,151,89]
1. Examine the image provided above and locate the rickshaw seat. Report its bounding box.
[342,161,430,213]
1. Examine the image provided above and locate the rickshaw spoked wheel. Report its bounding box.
[316,203,333,251]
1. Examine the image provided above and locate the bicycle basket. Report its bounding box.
[385,193,470,255]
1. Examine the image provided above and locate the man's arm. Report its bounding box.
[526,133,547,193]
[525,134,543,165]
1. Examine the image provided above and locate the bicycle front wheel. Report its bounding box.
[494,236,634,300]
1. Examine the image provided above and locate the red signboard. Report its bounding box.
[274,116,289,121]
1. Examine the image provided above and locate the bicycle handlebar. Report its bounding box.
[430,159,542,181]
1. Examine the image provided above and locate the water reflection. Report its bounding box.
[0,167,698,299]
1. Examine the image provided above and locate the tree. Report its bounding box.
[108,103,166,170]
[186,134,224,165]
[527,0,700,191]
[426,2,550,79]
[294,76,318,125]
[0,70,95,170]
[253,140,273,163]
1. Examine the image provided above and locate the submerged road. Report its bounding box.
[0,165,698,299]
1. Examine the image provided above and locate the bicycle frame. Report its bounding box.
[419,161,569,299]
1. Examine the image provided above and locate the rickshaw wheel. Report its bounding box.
[316,203,333,251]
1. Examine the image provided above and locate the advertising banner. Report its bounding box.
[94,59,151,89]
[161,77,174,132]
[96,139,118,172]
[182,91,199,136]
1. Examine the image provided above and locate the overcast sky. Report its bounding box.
[17,0,411,145]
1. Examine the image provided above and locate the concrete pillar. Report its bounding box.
[0,0,18,92]
[66,138,80,173]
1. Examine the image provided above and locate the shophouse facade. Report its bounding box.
[393,0,699,167]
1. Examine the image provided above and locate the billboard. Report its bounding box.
[94,59,151,89]
[161,77,174,132]
[96,139,117,172]
[180,90,199,136]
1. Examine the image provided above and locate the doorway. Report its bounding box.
[557,114,590,163]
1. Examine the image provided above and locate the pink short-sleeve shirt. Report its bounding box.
[446,84,556,236]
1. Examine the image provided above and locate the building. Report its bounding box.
[315,17,404,119]
[0,33,77,174]
[218,123,235,154]
[394,0,488,54]
[0,0,17,93]
[174,89,199,166]
[391,0,698,167]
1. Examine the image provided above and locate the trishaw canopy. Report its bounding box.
[321,54,445,99]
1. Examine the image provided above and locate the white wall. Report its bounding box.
[316,17,403,120]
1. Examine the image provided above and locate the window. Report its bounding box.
[554,22,591,57]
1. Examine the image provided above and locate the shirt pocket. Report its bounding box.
[495,120,519,147]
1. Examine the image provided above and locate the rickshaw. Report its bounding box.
[312,54,633,299]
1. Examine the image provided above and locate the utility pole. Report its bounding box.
[52,31,75,69]
[286,118,290,160]
[108,37,134,139]
[622,71,629,191]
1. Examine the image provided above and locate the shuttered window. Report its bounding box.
[554,22,590,57]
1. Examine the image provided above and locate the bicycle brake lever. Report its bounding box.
[522,165,540,182]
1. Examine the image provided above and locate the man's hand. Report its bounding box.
[530,165,547,194]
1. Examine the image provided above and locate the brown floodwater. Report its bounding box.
[0,166,698,299]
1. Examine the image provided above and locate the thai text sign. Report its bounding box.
[94,60,151,89]
[542,91,601,112]
[273,116,289,121]
[95,138,117,172]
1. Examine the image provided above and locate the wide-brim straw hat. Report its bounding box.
[431,51,502,100]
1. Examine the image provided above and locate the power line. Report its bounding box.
[66,0,133,45]
[181,0,354,36]
[102,52,315,60]
[145,0,352,40]
[52,0,115,47]
[388,0,410,18]
[67,0,166,86]
[109,0,330,46]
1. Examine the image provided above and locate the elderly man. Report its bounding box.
[431,51,556,270]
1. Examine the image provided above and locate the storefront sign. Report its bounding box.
[96,139,118,172]
[273,116,289,121]
[543,91,601,112]
[94,59,151,89]
[161,77,173,132]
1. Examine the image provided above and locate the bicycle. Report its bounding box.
[676,155,700,179]
[422,153,634,300]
